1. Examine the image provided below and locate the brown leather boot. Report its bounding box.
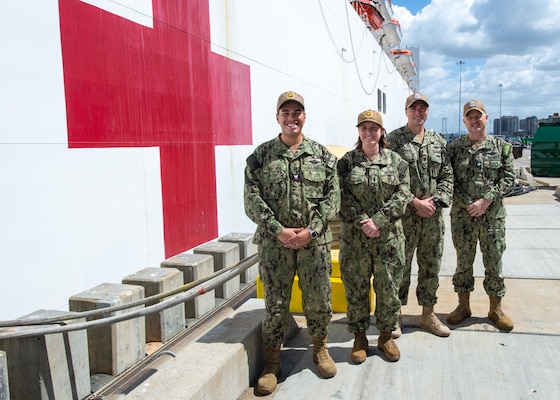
[351,331,368,364]
[377,331,400,362]
[488,296,514,331]
[447,292,472,325]
[312,337,337,378]
[256,346,281,395]
[419,305,451,337]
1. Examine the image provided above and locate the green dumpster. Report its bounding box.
[530,122,560,177]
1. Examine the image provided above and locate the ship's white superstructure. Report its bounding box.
[0,0,416,320]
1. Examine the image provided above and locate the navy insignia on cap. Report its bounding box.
[365,110,373,117]
[414,94,421,99]
[286,92,295,99]
[469,101,476,107]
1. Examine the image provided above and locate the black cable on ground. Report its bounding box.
[507,182,537,197]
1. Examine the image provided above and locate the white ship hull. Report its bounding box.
[0,0,412,319]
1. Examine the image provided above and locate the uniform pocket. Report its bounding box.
[262,162,287,199]
[429,152,442,178]
[301,164,326,198]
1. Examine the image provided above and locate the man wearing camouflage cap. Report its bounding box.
[386,93,453,338]
[446,99,515,332]
[244,91,340,395]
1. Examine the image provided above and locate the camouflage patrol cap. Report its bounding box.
[463,99,486,116]
[356,109,384,129]
[277,91,305,111]
[406,93,429,108]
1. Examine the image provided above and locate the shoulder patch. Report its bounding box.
[337,158,349,175]
[246,154,261,171]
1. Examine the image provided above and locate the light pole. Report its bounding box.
[457,60,465,135]
[499,83,503,136]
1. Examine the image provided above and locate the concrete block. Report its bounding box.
[161,253,216,318]
[0,310,90,400]
[516,166,537,186]
[120,298,300,400]
[194,242,241,299]
[69,283,146,376]
[218,232,258,283]
[0,351,8,400]
[122,267,185,343]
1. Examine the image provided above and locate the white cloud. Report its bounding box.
[394,0,560,133]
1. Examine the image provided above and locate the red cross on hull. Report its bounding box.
[58,0,252,257]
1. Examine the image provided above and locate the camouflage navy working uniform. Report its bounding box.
[386,126,453,306]
[447,135,515,296]
[244,136,339,346]
[337,148,410,333]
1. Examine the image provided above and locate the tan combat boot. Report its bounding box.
[351,331,368,364]
[488,296,514,331]
[419,305,451,337]
[377,331,400,362]
[256,346,281,395]
[312,337,337,378]
[447,292,472,325]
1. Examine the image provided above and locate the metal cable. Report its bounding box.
[0,254,258,339]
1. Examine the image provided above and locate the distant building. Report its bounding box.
[520,116,538,136]
[493,116,519,136]
[538,112,560,125]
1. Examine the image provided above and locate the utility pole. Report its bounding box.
[499,83,503,136]
[457,60,465,135]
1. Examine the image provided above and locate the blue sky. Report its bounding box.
[390,0,560,134]
[393,0,428,16]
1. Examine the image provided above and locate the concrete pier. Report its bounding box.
[194,242,241,299]
[161,253,216,318]
[218,233,258,284]
[0,310,90,400]
[69,283,146,376]
[112,298,299,400]
[122,267,185,343]
[0,351,7,400]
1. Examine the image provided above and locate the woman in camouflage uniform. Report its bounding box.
[338,110,411,363]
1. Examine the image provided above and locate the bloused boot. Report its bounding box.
[256,346,281,395]
[488,296,514,331]
[377,331,400,362]
[419,305,451,337]
[391,315,403,339]
[447,292,472,325]
[351,331,368,364]
[312,337,337,378]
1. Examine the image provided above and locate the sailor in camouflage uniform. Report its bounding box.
[338,110,411,363]
[244,91,340,395]
[446,99,515,332]
[386,93,453,338]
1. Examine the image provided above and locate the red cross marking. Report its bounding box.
[58,0,252,257]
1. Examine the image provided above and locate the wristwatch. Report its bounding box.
[308,228,318,239]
